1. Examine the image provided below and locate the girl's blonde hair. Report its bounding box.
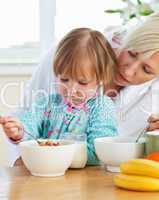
[121,12,159,59]
[54,28,117,86]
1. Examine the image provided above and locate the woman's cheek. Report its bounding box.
[136,73,155,84]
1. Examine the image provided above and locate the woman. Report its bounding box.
[6,12,159,166]
[112,12,159,137]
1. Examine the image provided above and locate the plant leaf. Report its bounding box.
[104,9,123,14]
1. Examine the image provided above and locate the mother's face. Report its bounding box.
[114,51,159,86]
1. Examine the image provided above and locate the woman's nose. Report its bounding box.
[123,62,139,78]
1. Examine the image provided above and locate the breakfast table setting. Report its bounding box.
[2,129,159,199]
[2,113,159,199]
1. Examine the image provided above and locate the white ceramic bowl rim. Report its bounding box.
[94,136,145,144]
[19,139,75,149]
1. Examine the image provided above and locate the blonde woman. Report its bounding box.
[110,12,159,137]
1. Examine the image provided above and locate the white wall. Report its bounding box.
[0,69,31,166]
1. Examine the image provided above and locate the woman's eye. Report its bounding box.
[128,51,137,58]
[143,65,152,74]
[60,78,69,82]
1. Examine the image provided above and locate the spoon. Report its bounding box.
[135,126,148,143]
[0,115,41,145]
[22,128,41,145]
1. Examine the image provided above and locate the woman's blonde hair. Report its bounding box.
[121,12,159,59]
[54,28,117,86]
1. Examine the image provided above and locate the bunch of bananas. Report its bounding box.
[114,159,159,191]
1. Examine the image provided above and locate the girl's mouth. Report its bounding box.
[64,95,86,105]
[71,97,86,105]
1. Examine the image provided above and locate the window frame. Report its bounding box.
[0,0,56,67]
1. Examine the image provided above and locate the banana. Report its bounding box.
[114,174,159,191]
[120,159,159,178]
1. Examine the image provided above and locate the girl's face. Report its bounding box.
[114,51,159,86]
[57,64,98,105]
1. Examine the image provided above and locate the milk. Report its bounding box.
[70,141,87,168]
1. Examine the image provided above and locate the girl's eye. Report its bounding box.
[60,78,69,82]
[78,81,88,85]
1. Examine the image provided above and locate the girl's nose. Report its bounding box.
[70,84,84,98]
[69,83,78,95]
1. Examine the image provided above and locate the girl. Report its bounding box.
[0,28,118,165]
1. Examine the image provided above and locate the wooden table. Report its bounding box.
[0,166,159,200]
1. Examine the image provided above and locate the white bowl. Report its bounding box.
[94,136,145,173]
[70,141,87,169]
[19,139,75,177]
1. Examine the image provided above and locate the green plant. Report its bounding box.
[105,0,158,24]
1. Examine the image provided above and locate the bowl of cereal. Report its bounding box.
[19,139,76,177]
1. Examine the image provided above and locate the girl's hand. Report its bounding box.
[147,114,159,131]
[0,116,23,141]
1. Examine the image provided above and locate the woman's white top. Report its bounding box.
[115,78,159,137]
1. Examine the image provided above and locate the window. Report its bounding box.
[55,0,124,42]
[0,0,40,65]
[2,0,122,66]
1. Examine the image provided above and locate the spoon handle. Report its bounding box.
[135,126,148,143]
[22,128,40,144]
